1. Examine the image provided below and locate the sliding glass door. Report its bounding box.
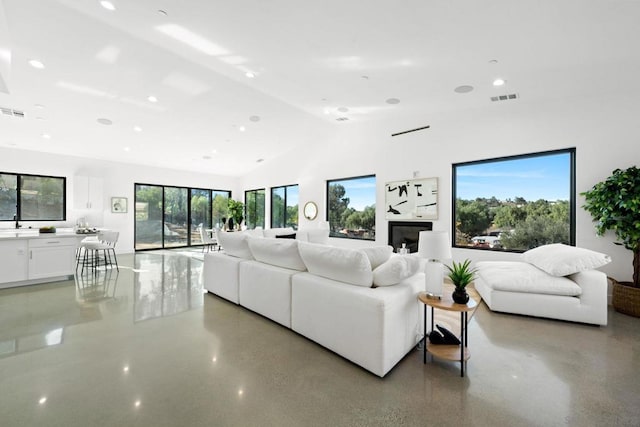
[164,187,188,248]
[135,184,163,250]
[191,189,211,245]
[135,183,231,251]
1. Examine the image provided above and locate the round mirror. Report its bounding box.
[303,201,318,221]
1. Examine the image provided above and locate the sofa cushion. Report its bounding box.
[298,241,373,287]
[243,228,265,238]
[476,261,582,296]
[522,243,611,277]
[247,237,306,271]
[373,255,421,287]
[361,246,393,270]
[296,229,330,245]
[263,227,295,238]
[217,232,254,259]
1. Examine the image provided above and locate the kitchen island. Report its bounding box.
[0,229,87,289]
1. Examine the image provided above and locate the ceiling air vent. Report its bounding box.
[491,93,519,102]
[1,107,25,118]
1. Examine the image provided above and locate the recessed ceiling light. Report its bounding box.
[454,85,474,94]
[256,158,264,163]
[239,126,246,132]
[157,9,167,16]
[100,1,116,11]
[123,146,131,152]
[249,115,260,122]
[211,149,218,154]
[493,78,506,86]
[337,106,349,113]
[245,72,255,78]
[38,397,47,405]
[147,95,158,103]
[133,126,142,132]
[361,75,369,80]
[489,59,498,64]
[41,133,51,139]
[386,98,400,105]
[28,59,45,69]
[97,118,113,125]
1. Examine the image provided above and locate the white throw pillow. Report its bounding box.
[297,241,373,287]
[522,243,611,276]
[217,232,254,259]
[295,229,329,244]
[360,246,393,270]
[373,256,421,287]
[247,238,306,271]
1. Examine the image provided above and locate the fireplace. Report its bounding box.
[388,221,433,254]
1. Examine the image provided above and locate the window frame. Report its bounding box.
[270,184,299,229]
[0,171,67,222]
[244,188,266,229]
[326,174,376,241]
[451,148,576,252]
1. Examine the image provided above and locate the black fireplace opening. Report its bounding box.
[388,221,433,254]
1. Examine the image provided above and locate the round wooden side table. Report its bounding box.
[418,292,477,377]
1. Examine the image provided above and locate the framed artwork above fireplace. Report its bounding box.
[384,177,438,220]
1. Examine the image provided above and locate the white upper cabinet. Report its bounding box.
[73,176,104,211]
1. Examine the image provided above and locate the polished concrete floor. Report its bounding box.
[1,251,638,427]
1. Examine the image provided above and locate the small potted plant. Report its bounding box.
[446,259,477,304]
[582,166,640,317]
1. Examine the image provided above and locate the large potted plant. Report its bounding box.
[227,199,244,230]
[582,166,640,317]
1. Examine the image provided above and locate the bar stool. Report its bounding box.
[76,231,119,274]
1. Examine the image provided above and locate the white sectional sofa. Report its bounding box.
[474,244,611,326]
[203,229,426,377]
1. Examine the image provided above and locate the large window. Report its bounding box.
[326,175,376,240]
[135,183,231,250]
[452,148,575,252]
[271,184,299,229]
[0,172,66,222]
[245,189,265,229]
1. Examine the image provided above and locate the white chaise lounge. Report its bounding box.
[474,244,611,326]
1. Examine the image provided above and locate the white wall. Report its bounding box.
[241,93,638,283]
[2,91,636,282]
[0,147,240,253]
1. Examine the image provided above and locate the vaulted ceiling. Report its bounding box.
[1,0,639,175]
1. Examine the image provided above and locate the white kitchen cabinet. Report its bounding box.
[0,240,29,284]
[73,176,104,210]
[28,238,77,280]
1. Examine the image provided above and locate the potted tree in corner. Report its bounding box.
[227,199,244,231]
[582,166,640,317]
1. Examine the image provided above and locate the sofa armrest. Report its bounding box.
[567,270,608,308]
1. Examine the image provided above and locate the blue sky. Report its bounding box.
[455,152,571,201]
[333,176,376,210]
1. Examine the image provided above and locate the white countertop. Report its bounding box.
[0,229,88,241]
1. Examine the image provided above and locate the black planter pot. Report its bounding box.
[452,288,470,304]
